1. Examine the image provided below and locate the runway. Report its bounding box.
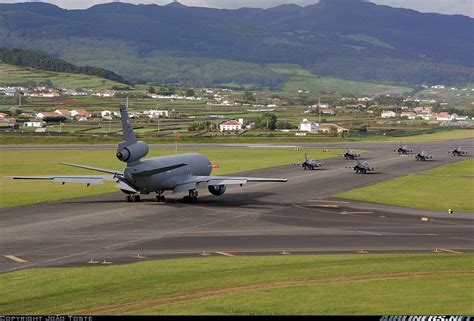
[1,140,473,273]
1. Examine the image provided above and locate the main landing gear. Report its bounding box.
[126,194,141,202]
[155,190,166,203]
[183,189,198,203]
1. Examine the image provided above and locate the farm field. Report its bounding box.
[337,158,474,212]
[0,63,121,90]
[0,254,472,315]
[268,64,412,95]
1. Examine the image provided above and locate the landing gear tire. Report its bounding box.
[126,194,141,202]
[184,190,198,203]
[155,191,165,203]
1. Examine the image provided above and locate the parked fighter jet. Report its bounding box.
[300,153,325,170]
[415,150,433,161]
[352,160,376,174]
[342,150,361,160]
[394,143,413,154]
[448,146,468,156]
[10,105,287,203]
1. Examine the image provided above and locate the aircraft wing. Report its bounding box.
[196,175,287,185]
[172,175,287,193]
[9,175,116,184]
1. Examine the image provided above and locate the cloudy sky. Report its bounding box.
[0,0,472,17]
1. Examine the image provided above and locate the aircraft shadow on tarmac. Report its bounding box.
[62,191,282,209]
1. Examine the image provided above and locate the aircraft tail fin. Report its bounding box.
[119,104,137,146]
[304,152,308,161]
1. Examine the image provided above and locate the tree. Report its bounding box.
[148,86,156,94]
[255,113,277,130]
[244,91,255,102]
[185,88,195,97]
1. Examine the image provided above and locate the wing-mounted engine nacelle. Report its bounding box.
[208,185,226,196]
[116,141,149,163]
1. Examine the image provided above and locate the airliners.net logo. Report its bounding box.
[381,316,472,321]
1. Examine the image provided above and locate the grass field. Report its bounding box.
[268,64,411,95]
[0,254,472,315]
[337,158,474,212]
[0,63,121,90]
[1,129,473,145]
[0,148,344,208]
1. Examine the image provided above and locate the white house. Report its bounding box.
[219,120,243,132]
[381,110,397,118]
[23,121,46,127]
[299,119,317,132]
[101,110,113,120]
[23,121,45,127]
[144,110,170,118]
[36,112,61,119]
[42,92,60,98]
[400,112,416,120]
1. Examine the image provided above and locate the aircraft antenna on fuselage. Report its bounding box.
[119,104,137,145]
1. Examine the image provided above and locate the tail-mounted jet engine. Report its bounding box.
[208,185,226,196]
[116,141,149,163]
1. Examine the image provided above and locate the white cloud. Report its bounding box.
[0,0,472,17]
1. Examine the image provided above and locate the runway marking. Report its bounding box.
[356,231,382,236]
[4,255,27,263]
[215,251,235,257]
[438,249,464,254]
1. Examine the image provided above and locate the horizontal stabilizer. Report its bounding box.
[60,162,121,175]
[10,175,115,184]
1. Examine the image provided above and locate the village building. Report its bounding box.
[219,119,243,132]
[70,109,92,119]
[299,119,317,132]
[36,112,62,119]
[23,121,46,127]
[381,110,397,118]
[400,112,416,120]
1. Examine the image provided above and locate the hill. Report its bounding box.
[0,47,127,84]
[0,63,123,90]
[0,0,472,87]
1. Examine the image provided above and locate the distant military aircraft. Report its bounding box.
[448,146,468,156]
[300,153,325,170]
[10,105,287,203]
[342,150,361,160]
[394,143,413,155]
[415,150,433,161]
[351,160,376,174]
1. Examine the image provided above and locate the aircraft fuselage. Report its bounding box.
[124,153,212,194]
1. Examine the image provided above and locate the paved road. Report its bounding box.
[0,140,472,273]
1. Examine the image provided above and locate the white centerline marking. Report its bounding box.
[4,255,28,263]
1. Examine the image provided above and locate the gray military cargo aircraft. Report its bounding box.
[11,105,287,203]
[448,146,468,156]
[351,160,377,174]
[342,150,361,160]
[300,153,325,170]
[415,150,433,161]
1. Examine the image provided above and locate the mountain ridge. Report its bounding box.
[0,0,472,87]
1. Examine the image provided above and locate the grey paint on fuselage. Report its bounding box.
[125,153,211,193]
